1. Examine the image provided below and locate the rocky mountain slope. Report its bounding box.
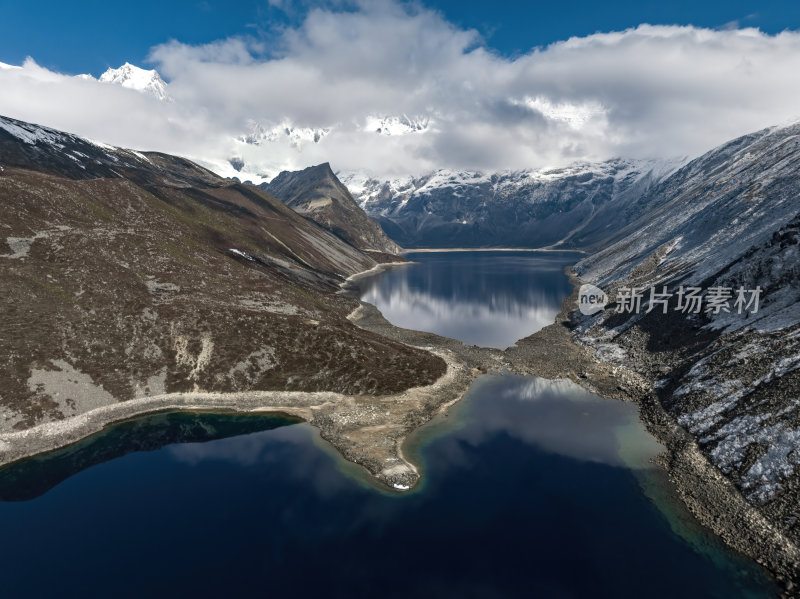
[341,159,683,248]
[568,122,800,569]
[263,163,401,255]
[0,115,442,433]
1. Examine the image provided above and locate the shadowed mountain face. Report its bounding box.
[262,163,401,254]
[0,115,444,433]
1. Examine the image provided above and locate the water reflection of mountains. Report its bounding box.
[361,278,564,319]
[0,412,299,501]
[361,254,572,310]
[358,253,576,348]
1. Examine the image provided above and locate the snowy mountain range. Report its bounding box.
[339,158,686,248]
[237,120,330,149]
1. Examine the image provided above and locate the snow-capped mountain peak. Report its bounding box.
[364,114,430,136]
[98,63,170,101]
[238,120,329,148]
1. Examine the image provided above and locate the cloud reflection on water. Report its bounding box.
[430,375,663,470]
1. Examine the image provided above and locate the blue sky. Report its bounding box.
[2,0,800,74]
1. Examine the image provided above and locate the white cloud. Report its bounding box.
[2,2,800,180]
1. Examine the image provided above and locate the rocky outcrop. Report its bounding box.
[263,163,401,254]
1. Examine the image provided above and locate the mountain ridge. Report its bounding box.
[0,114,443,430]
[340,158,686,249]
[262,162,401,255]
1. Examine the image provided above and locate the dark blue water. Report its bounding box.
[0,252,779,598]
[358,251,578,348]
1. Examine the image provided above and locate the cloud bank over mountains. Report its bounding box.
[2,0,800,179]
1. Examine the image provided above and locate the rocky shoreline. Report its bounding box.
[0,345,478,492]
[0,260,492,492]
